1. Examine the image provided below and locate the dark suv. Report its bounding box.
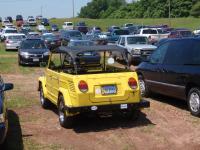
[136,38,200,116]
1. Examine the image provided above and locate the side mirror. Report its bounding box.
[3,83,14,91]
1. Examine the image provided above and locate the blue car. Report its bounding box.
[0,76,13,145]
[108,29,129,44]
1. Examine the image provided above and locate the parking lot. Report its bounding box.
[1,44,200,150]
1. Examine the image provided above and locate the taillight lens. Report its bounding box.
[78,80,88,93]
[128,78,138,90]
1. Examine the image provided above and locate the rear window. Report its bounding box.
[143,29,157,34]
[5,30,18,33]
[21,40,46,49]
[114,30,129,35]
[67,23,73,26]
[127,37,148,44]
[8,35,25,40]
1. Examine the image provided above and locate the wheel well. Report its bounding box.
[186,83,199,97]
[38,81,42,91]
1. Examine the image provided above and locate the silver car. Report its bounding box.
[5,34,26,50]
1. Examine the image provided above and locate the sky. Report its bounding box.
[0,0,91,19]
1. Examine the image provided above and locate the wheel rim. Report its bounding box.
[189,92,200,113]
[40,88,44,105]
[59,101,65,123]
[139,79,146,96]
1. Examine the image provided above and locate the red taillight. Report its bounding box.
[128,78,138,90]
[78,80,88,93]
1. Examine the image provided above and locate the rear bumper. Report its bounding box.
[65,99,150,114]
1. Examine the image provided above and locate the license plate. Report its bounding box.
[101,85,117,95]
[33,58,39,62]
[120,104,128,109]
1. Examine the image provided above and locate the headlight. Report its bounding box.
[20,52,29,56]
[132,49,141,55]
[0,114,5,123]
[43,51,50,56]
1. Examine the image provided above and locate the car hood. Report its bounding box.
[20,49,49,54]
[126,44,157,50]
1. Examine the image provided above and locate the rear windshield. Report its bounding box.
[114,30,129,35]
[21,40,46,49]
[8,35,25,40]
[143,29,157,34]
[5,30,18,33]
[127,37,148,44]
[67,23,73,26]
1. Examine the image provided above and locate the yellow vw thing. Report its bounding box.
[38,45,150,128]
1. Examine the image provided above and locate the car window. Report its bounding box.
[49,53,62,71]
[150,42,169,64]
[120,37,125,45]
[164,40,191,65]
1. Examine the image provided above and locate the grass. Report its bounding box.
[49,17,200,31]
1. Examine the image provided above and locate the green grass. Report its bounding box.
[49,17,200,31]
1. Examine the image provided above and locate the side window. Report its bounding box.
[62,53,74,74]
[186,41,200,65]
[49,53,62,71]
[150,42,169,64]
[164,41,191,65]
[120,37,125,46]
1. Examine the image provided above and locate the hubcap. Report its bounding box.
[189,92,200,113]
[59,102,65,122]
[139,79,146,96]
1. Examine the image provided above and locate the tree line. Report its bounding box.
[78,0,200,19]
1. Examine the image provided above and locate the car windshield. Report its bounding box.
[29,19,35,21]
[113,26,120,30]
[43,34,58,40]
[126,24,133,27]
[69,31,82,37]
[143,29,157,34]
[114,30,129,35]
[21,40,46,49]
[61,50,129,75]
[67,23,73,26]
[4,21,9,23]
[127,37,148,44]
[69,41,94,46]
[5,30,17,33]
[8,35,25,40]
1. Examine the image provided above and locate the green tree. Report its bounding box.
[191,1,200,17]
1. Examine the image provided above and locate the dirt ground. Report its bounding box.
[2,54,200,150]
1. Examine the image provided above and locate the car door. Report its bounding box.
[160,40,194,99]
[142,42,169,94]
[46,53,62,103]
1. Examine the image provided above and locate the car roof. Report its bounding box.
[52,45,126,58]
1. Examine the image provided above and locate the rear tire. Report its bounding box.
[188,88,200,116]
[39,86,50,109]
[58,95,74,128]
[138,75,151,97]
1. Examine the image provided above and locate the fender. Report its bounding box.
[38,76,47,98]
[58,87,73,107]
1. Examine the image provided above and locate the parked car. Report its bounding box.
[74,21,88,34]
[5,16,13,23]
[16,15,23,27]
[168,28,193,38]
[36,15,43,20]
[41,18,49,26]
[136,38,200,116]
[68,39,94,47]
[59,30,82,46]
[2,20,10,27]
[21,24,31,30]
[1,28,18,41]
[62,22,73,30]
[18,38,50,65]
[27,18,37,26]
[41,33,61,49]
[90,26,102,32]
[37,25,46,32]
[0,76,13,145]
[27,32,40,38]
[51,24,59,32]
[107,29,129,44]
[86,30,107,45]
[136,28,169,44]
[117,35,157,64]
[108,26,120,33]
[5,33,26,50]
[38,45,150,128]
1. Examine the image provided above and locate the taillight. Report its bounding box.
[78,80,88,93]
[6,40,9,44]
[128,78,138,90]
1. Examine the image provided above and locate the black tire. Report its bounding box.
[58,95,74,128]
[187,88,200,117]
[39,86,50,109]
[138,75,150,97]
[18,58,22,66]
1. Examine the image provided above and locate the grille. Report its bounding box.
[68,81,75,92]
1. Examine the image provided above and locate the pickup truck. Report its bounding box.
[136,28,169,44]
[117,35,157,64]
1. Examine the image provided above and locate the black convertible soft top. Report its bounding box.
[52,45,127,58]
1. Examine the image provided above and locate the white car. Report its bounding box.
[193,29,200,35]
[1,28,18,41]
[37,25,46,32]
[117,35,157,64]
[2,20,11,27]
[27,18,37,26]
[62,22,74,30]
[4,33,26,50]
